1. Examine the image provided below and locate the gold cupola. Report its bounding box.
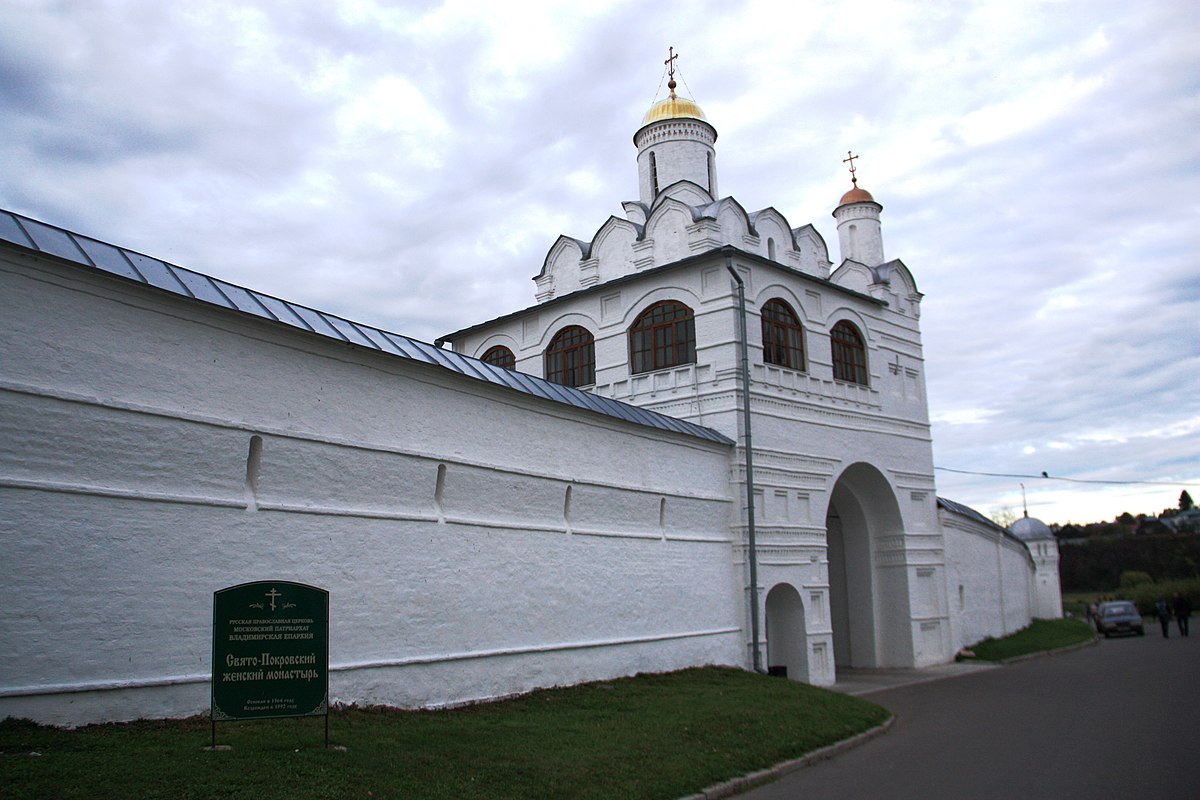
[641,89,708,126]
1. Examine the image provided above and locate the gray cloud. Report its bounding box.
[2,0,1196,523]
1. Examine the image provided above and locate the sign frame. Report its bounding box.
[211,581,330,747]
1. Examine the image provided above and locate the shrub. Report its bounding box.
[1119,570,1154,588]
[1108,577,1200,615]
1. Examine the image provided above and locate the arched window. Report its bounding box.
[761,299,805,370]
[629,300,696,374]
[650,151,659,196]
[545,326,595,388]
[481,345,515,370]
[830,320,868,385]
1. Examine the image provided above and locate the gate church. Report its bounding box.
[0,64,1061,726]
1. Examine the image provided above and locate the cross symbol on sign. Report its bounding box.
[265,588,281,611]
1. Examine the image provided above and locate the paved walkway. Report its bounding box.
[824,660,999,696]
[729,633,1200,800]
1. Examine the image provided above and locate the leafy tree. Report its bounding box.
[1182,490,1195,511]
[990,507,1019,528]
[1117,511,1136,526]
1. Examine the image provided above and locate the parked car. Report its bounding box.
[1095,600,1144,637]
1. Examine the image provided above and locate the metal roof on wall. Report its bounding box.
[938,497,1034,548]
[0,208,733,446]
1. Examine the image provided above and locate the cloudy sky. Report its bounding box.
[2,0,1197,525]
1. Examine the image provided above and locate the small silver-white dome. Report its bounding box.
[1010,516,1054,541]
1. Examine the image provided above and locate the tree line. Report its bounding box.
[1058,532,1200,592]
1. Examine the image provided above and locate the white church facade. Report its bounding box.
[0,70,1061,727]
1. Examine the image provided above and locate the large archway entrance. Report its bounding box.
[765,583,808,681]
[825,462,910,669]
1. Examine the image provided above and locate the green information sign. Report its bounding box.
[212,581,329,724]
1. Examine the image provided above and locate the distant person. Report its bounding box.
[1173,593,1191,637]
[1155,599,1172,638]
[1086,602,1097,627]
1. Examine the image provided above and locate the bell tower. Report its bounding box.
[832,151,885,266]
[633,49,718,206]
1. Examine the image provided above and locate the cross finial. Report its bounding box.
[843,150,860,186]
[665,47,678,78]
[665,46,679,96]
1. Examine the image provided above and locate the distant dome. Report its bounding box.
[838,184,876,206]
[642,94,707,126]
[1010,516,1054,541]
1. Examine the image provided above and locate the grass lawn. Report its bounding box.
[0,667,889,800]
[966,618,1096,662]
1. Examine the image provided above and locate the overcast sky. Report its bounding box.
[2,0,1197,525]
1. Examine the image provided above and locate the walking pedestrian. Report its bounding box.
[1155,599,1171,638]
[1173,593,1191,637]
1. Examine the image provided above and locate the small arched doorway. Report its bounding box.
[765,583,809,681]
[825,462,911,669]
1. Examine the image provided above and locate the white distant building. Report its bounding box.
[0,63,1060,726]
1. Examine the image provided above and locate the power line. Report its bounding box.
[934,467,1200,488]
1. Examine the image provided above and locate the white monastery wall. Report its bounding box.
[0,252,742,726]
[1032,542,1064,619]
[941,508,1038,653]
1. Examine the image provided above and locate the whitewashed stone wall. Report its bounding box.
[0,251,742,726]
[940,506,1038,653]
[1031,540,1064,620]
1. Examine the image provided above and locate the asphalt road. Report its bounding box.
[736,630,1200,800]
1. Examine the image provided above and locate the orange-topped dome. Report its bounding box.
[838,184,876,206]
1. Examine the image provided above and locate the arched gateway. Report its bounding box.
[765,583,808,680]
[825,462,914,669]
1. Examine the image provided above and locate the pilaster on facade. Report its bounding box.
[907,292,923,319]
[534,275,554,302]
[579,258,600,287]
[901,534,949,567]
[868,282,892,303]
[687,219,723,253]
[873,536,911,568]
[631,239,656,270]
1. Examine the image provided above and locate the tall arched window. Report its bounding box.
[761,299,805,370]
[545,326,595,388]
[650,151,659,196]
[481,345,515,370]
[629,300,696,374]
[830,320,868,385]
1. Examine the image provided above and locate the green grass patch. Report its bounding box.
[966,618,1096,662]
[0,667,889,800]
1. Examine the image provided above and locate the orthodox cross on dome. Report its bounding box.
[664,46,679,96]
[843,150,860,186]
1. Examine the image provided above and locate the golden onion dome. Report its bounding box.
[642,93,708,126]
